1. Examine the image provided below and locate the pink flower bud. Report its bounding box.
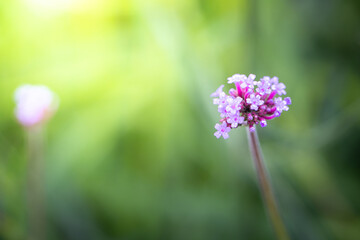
[14,85,59,127]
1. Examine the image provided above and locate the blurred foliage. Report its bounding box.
[0,0,360,239]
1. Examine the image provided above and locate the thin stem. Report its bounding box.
[26,125,46,240]
[247,126,290,240]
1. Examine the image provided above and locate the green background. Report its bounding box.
[1,0,360,239]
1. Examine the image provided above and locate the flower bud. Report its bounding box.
[14,85,59,127]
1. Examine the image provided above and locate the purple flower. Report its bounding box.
[225,97,243,115]
[214,122,231,139]
[215,94,232,117]
[227,115,245,128]
[271,77,286,95]
[284,97,292,105]
[243,74,256,89]
[211,85,224,97]
[246,94,264,111]
[260,120,267,127]
[211,73,291,139]
[213,92,227,105]
[256,77,272,95]
[227,74,247,84]
[274,97,289,113]
[270,76,279,84]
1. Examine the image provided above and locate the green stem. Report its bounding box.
[26,125,46,240]
[247,126,290,240]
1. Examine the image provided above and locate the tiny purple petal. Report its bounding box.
[270,76,279,84]
[284,97,292,105]
[260,120,267,127]
[211,85,224,97]
[227,115,245,128]
[271,82,286,95]
[214,131,221,138]
[246,94,264,111]
[248,74,256,81]
[244,74,256,89]
[226,97,243,115]
[274,111,281,117]
[227,74,246,84]
[250,104,259,111]
[274,97,289,113]
[256,77,272,95]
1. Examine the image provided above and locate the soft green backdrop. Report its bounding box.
[0,0,360,239]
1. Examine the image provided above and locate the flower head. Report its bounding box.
[211,74,291,138]
[14,84,59,127]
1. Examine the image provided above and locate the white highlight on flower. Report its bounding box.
[14,85,59,127]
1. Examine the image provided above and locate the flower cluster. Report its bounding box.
[211,74,291,139]
[14,84,58,127]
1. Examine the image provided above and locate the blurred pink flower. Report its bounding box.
[14,85,58,127]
